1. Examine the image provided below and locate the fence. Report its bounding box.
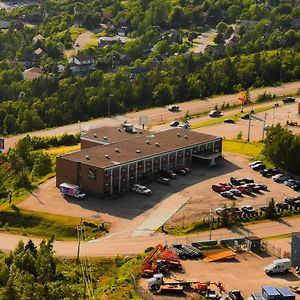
[262,240,291,258]
[131,274,155,300]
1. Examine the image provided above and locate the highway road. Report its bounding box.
[3,81,300,151]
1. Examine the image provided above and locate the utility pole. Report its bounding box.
[209,209,212,240]
[77,218,83,260]
[262,113,267,141]
[247,114,252,142]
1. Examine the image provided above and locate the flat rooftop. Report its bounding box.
[81,126,149,145]
[62,128,220,169]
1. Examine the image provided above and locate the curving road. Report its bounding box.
[1,216,300,257]
[3,81,300,152]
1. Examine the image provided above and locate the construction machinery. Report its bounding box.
[192,281,225,298]
[141,244,181,277]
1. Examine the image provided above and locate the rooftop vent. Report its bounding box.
[155,142,160,147]
[103,136,108,140]
[136,149,141,153]
[85,155,90,160]
[184,135,188,139]
[146,140,150,144]
[115,148,120,153]
[105,154,110,159]
[93,133,98,138]
[177,133,181,137]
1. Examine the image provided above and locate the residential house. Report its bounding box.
[98,36,121,47]
[117,26,129,37]
[33,34,45,44]
[24,12,43,24]
[0,20,10,29]
[68,55,96,74]
[23,67,44,80]
[161,29,183,44]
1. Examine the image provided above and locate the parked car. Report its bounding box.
[251,163,266,171]
[229,188,242,196]
[260,205,268,212]
[169,120,180,127]
[132,184,151,195]
[284,179,300,188]
[241,114,251,120]
[224,118,235,124]
[241,205,255,214]
[240,177,254,184]
[182,167,191,174]
[275,202,289,210]
[174,169,186,176]
[212,184,227,193]
[229,290,244,300]
[229,207,242,214]
[219,182,233,191]
[208,110,221,117]
[284,197,300,205]
[215,207,229,215]
[220,191,235,199]
[156,177,170,185]
[293,184,300,191]
[272,174,291,182]
[236,185,252,194]
[159,170,176,179]
[255,183,268,191]
[230,177,241,186]
[244,183,260,193]
[260,169,273,177]
[282,97,295,104]
[249,160,263,167]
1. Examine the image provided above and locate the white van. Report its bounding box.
[264,258,291,275]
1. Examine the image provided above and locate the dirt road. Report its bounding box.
[191,28,216,53]
[3,82,300,151]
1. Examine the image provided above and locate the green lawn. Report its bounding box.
[223,139,264,158]
[0,208,109,240]
[69,27,86,41]
[192,105,274,129]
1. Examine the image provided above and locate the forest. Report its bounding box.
[0,0,299,135]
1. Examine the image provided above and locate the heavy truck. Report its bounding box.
[59,183,86,199]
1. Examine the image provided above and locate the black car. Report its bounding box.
[240,177,254,184]
[159,170,176,179]
[156,177,170,185]
[229,290,244,300]
[260,169,273,177]
[241,114,251,120]
[174,169,186,176]
[252,163,266,171]
[255,184,268,191]
[282,97,296,104]
[284,197,299,205]
[293,184,300,191]
[230,177,241,186]
[275,202,289,210]
[224,118,235,124]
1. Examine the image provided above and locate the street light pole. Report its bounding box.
[247,114,252,142]
[262,113,267,141]
[209,209,212,240]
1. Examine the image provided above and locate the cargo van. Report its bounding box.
[264,258,291,275]
[59,183,86,199]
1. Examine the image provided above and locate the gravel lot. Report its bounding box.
[144,251,300,299]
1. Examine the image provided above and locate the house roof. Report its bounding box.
[61,128,220,169]
[34,48,43,55]
[81,126,149,145]
[23,67,44,80]
[33,34,45,42]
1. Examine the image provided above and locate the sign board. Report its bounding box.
[139,115,148,126]
[0,138,4,150]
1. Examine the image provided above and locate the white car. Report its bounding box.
[249,160,262,167]
[132,184,151,196]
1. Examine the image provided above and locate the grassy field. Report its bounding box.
[223,139,264,158]
[192,105,274,129]
[0,207,108,240]
[69,27,86,41]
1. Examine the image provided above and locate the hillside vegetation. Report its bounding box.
[0,0,299,134]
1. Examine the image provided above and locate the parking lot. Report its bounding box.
[20,151,300,240]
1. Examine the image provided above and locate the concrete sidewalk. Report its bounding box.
[131,194,190,237]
